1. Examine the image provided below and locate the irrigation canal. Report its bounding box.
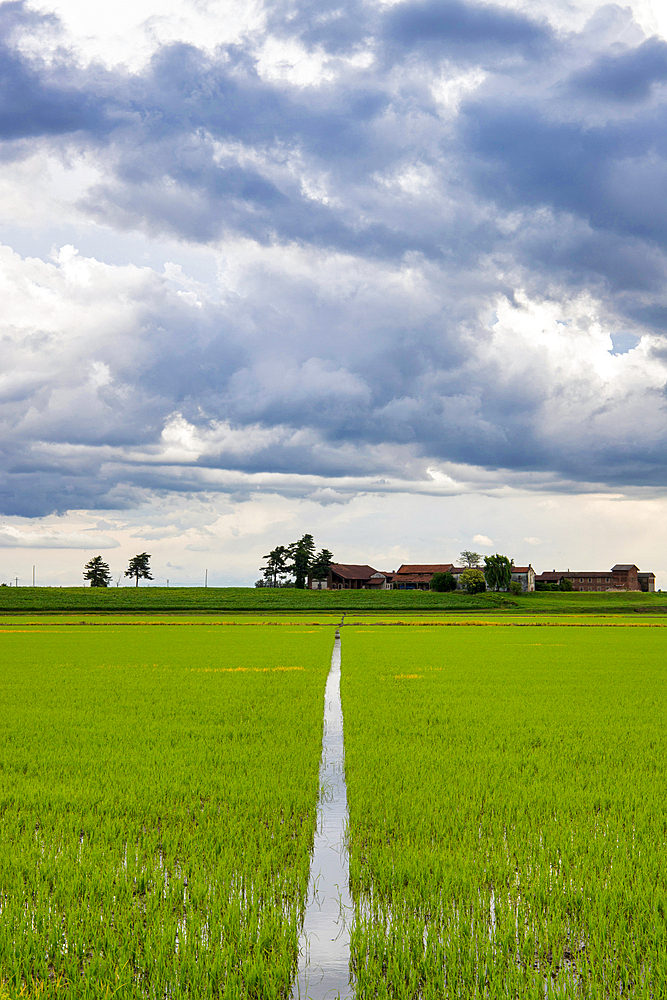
[292,626,353,1000]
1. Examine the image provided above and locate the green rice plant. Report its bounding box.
[0,624,332,997]
[343,624,667,998]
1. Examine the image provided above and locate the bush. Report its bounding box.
[509,580,523,595]
[559,578,573,591]
[459,569,486,594]
[430,572,456,592]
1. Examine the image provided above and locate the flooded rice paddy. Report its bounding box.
[1,616,667,997]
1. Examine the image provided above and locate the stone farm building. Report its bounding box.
[535,564,655,592]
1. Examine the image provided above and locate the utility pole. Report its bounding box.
[205,569,208,588]
[15,576,18,588]
[167,579,169,587]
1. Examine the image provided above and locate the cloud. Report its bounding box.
[0,525,119,548]
[384,0,551,59]
[1,0,667,521]
[524,536,542,545]
[567,37,667,102]
[472,534,493,546]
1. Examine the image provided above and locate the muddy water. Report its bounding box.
[292,629,353,1000]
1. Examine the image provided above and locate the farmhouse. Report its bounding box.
[535,564,655,592]
[394,564,454,590]
[511,566,536,592]
[310,557,652,593]
[312,563,395,589]
[312,560,539,591]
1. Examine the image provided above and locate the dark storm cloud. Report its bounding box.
[3,0,667,514]
[462,100,667,244]
[567,37,667,102]
[384,0,551,57]
[0,4,112,142]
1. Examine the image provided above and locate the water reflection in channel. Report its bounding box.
[292,629,353,1000]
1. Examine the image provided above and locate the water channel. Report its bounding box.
[292,627,353,1000]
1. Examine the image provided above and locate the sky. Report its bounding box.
[2,0,667,587]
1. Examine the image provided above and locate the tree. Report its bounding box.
[509,580,523,595]
[311,548,335,589]
[459,568,486,594]
[484,554,513,592]
[559,578,573,591]
[287,534,316,589]
[83,555,112,588]
[430,571,456,592]
[125,552,153,587]
[460,550,482,567]
[260,545,289,587]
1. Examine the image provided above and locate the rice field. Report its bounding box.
[2,617,666,998]
[0,624,332,997]
[342,624,667,998]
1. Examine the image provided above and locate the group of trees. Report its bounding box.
[430,551,520,594]
[83,553,153,588]
[256,535,334,589]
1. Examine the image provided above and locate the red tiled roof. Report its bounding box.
[396,564,453,575]
[330,563,378,580]
[511,567,533,573]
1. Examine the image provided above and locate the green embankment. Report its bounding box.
[0,623,332,998]
[1,586,666,614]
[343,624,667,998]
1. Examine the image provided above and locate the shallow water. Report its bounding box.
[292,631,353,1000]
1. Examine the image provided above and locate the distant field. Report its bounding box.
[0,623,332,998]
[1,586,666,614]
[343,624,667,997]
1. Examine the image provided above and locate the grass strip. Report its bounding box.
[5,588,667,615]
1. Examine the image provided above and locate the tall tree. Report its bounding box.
[125,552,153,587]
[483,554,513,591]
[287,534,316,589]
[83,555,112,588]
[311,548,335,589]
[460,550,482,567]
[259,545,289,587]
